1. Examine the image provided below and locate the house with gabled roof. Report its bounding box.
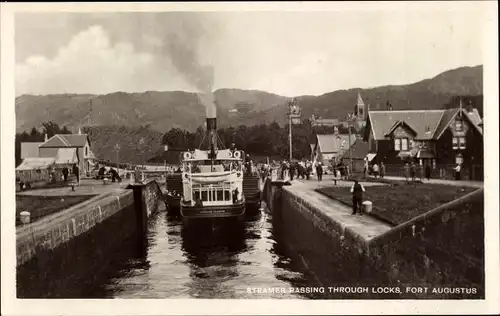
[38,130,96,176]
[313,133,357,165]
[364,103,483,179]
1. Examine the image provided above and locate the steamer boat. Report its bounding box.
[179,115,246,220]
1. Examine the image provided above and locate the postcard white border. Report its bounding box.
[1,1,499,315]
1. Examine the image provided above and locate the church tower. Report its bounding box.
[355,92,365,120]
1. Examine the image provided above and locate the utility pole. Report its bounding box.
[115,143,120,172]
[288,98,301,161]
[347,113,355,176]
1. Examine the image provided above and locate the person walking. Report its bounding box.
[62,167,69,182]
[316,163,323,181]
[380,162,386,179]
[372,163,380,178]
[425,162,432,181]
[410,162,417,182]
[350,179,366,215]
[363,159,369,179]
[72,163,80,185]
[404,162,410,183]
[306,161,312,180]
[454,163,461,180]
[290,161,296,180]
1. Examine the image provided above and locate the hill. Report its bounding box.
[16,65,483,133]
[82,125,164,165]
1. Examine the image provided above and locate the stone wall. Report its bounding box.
[16,180,165,297]
[264,178,484,299]
[142,180,164,217]
[16,190,134,267]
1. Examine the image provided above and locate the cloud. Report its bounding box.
[15,25,193,95]
[15,10,486,96]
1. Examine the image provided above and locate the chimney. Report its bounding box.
[44,134,48,142]
[78,127,82,135]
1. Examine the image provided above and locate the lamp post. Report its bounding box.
[139,137,145,169]
[288,98,301,161]
[114,143,120,174]
[347,113,356,176]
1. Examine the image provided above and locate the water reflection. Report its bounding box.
[18,203,318,299]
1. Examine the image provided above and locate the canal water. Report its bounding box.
[73,204,320,299]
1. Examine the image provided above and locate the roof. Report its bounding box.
[16,157,55,171]
[368,107,483,141]
[342,140,370,159]
[368,110,448,140]
[432,109,458,139]
[384,120,418,137]
[55,148,78,164]
[433,108,483,139]
[20,142,43,159]
[40,134,89,148]
[316,133,357,153]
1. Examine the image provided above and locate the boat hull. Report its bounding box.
[165,194,181,216]
[180,201,245,219]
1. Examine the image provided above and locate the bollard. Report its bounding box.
[20,211,31,225]
[362,201,373,214]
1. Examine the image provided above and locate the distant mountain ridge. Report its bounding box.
[16,65,482,133]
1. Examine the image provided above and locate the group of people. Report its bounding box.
[275,160,317,181]
[60,163,80,184]
[402,161,432,182]
[96,165,122,182]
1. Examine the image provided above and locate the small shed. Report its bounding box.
[15,157,56,183]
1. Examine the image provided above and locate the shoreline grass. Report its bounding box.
[316,183,477,226]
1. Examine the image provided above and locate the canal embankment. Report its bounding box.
[16,179,164,297]
[263,176,484,299]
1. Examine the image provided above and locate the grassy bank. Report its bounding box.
[316,183,477,226]
[16,195,97,226]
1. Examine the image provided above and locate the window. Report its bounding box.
[401,138,409,151]
[452,137,459,150]
[452,137,466,150]
[394,138,401,151]
[455,120,463,132]
[458,137,466,149]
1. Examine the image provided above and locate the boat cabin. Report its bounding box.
[181,149,245,207]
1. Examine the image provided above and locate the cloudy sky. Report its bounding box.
[15,5,487,96]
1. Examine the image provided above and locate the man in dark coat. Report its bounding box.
[316,163,323,181]
[289,162,296,180]
[425,163,432,181]
[72,163,80,184]
[62,167,69,182]
[350,179,366,215]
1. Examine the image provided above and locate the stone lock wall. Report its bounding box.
[16,180,165,298]
[16,190,135,267]
[264,178,484,299]
[365,189,484,298]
